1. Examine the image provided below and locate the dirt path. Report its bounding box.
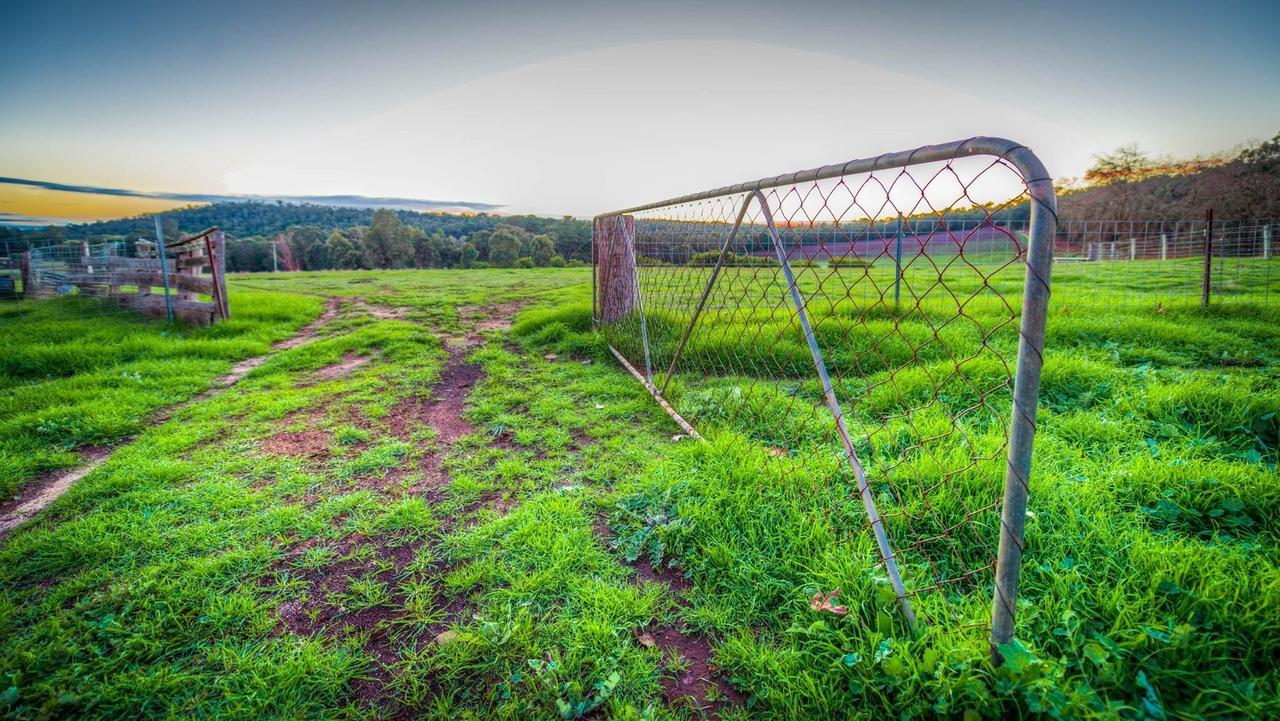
[270,303,516,711]
[0,297,345,539]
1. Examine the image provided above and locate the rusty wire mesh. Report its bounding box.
[594,138,1056,646]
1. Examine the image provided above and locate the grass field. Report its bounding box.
[0,265,1277,720]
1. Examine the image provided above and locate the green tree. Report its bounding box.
[487,225,524,267]
[289,226,329,270]
[326,230,363,269]
[530,234,556,266]
[364,209,412,269]
[459,242,479,269]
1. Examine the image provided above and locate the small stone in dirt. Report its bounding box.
[435,630,458,645]
[671,434,686,442]
[594,403,605,410]
[581,359,593,365]
[544,353,558,361]
[637,632,657,648]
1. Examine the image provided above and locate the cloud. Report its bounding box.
[0,176,504,215]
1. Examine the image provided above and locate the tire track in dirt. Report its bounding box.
[269,302,521,712]
[0,297,345,539]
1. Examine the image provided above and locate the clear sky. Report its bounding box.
[2,0,1277,224]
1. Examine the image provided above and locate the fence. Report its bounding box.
[1053,217,1276,309]
[593,137,1056,660]
[9,226,230,325]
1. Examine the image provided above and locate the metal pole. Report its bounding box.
[154,216,175,323]
[658,194,753,396]
[1264,225,1272,261]
[893,213,904,310]
[1202,209,1213,308]
[1160,233,1168,261]
[272,237,279,273]
[989,150,1056,663]
[755,190,917,629]
[632,246,654,384]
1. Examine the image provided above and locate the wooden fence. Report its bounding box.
[26,228,230,325]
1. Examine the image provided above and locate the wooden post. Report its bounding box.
[212,230,229,318]
[1129,237,1136,261]
[1160,233,1168,261]
[595,215,637,323]
[1265,225,1272,261]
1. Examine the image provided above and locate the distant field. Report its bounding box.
[0,266,1276,719]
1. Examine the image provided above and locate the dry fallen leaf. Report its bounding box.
[671,433,686,442]
[637,632,657,648]
[766,446,787,457]
[810,588,849,616]
[594,403,605,410]
[581,359,593,365]
[435,630,458,645]
[544,353,558,361]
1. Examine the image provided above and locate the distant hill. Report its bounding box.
[55,202,580,243]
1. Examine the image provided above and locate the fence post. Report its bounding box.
[990,150,1056,664]
[1129,237,1136,261]
[595,215,637,323]
[154,217,175,323]
[1202,209,1213,308]
[1264,225,1272,261]
[20,251,31,297]
[893,214,904,310]
[1160,233,1168,261]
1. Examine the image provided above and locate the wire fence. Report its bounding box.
[592,137,1279,657]
[593,137,1057,657]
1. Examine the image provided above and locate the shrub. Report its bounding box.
[827,255,871,269]
[688,251,774,267]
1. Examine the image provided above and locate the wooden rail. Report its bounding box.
[28,229,230,325]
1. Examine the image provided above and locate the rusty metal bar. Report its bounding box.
[600,136,1047,218]
[609,344,702,441]
[754,190,918,629]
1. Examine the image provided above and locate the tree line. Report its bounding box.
[1,206,593,273]
[240,210,585,273]
[1056,131,1280,221]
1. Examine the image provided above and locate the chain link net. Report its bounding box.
[596,144,1049,633]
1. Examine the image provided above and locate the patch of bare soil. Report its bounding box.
[595,516,743,719]
[301,352,371,386]
[262,430,333,460]
[352,301,414,321]
[452,301,523,345]
[0,447,112,536]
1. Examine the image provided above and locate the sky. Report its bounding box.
[1,0,1277,225]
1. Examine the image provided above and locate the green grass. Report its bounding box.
[0,289,326,498]
[0,265,1277,719]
